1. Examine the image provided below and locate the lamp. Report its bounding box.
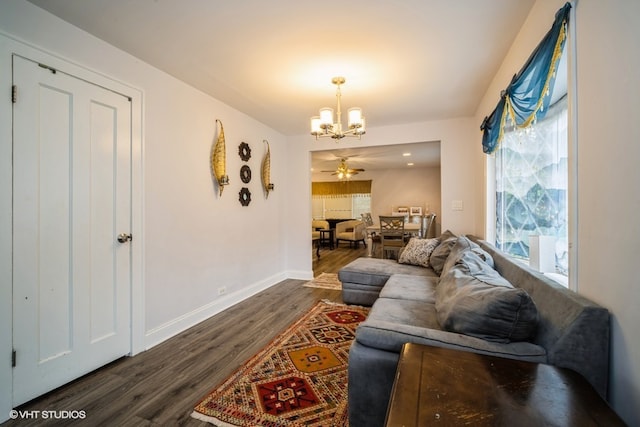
[310,77,366,140]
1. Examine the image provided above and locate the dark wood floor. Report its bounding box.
[313,240,372,275]
[4,243,370,426]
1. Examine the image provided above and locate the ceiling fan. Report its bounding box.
[322,158,365,179]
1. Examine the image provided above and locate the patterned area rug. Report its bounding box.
[192,300,368,426]
[302,273,342,290]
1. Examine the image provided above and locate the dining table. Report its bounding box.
[365,222,422,257]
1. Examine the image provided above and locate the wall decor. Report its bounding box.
[211,119,229,196]
[261,139,274,198]
[238,142,251,161]
[239,187,251,206]
[240,165,252,183]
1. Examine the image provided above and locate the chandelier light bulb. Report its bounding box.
[358,117,366,134]
[348,107,362,129]
[319,108,333,128]
[310,117,322,135]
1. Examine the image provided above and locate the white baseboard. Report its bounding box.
[143,271,287,350]
[286,270,314,281]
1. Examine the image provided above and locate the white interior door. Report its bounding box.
[12,55,132,406]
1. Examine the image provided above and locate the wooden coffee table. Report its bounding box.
[385,343,625,427]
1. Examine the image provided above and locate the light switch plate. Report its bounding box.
[452,200,464,211]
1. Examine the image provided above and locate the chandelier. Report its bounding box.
[310,77,366,140]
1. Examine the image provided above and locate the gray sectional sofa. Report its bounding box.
[339,233,610,427]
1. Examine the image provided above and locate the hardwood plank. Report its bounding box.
[4,247,363,426]
[313,242,373,274]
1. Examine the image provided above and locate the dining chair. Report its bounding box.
[361,212,381,253]
[421,213,437,238]
[379,215,406,259]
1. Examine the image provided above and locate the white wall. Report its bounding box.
[574,2,640,425]
[369,167,441,226]
[0,1,289,419]
[475,1,640,424]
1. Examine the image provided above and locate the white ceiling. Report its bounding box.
[27,0,535,170]
[312,141,441,175]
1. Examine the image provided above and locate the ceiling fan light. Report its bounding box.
[319,108,333,128]
[348,107,362,129]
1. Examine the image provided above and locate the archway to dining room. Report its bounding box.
[310,141,441,275]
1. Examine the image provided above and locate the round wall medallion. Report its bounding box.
[239,187,251,206]
[238,142,251,161]
[240,165,252,183]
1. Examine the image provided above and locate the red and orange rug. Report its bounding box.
[191,300,368,426]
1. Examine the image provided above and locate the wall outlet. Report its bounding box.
[218,287,227,296]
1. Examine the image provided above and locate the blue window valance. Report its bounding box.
[481,3,571,154]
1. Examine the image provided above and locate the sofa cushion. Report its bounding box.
[440,235,494,277]
[439,229,457,241]
[379,274,439,303]
[430,236,457,275]
[355,318,547,362]
[367,297,441,332]
[339,257,437,287]
[342,283,384,307]
[357,294,546,360]
[436,250,539,343]
[398,237,440,268]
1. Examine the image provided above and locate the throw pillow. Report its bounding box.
[435,250,539,343]
[398,238,440,268]
[430,236,457,275]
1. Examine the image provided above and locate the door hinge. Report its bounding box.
[12,85,17,103]
[12,349,16,367]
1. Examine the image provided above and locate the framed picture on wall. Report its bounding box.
[396,206,409,215]
[410,206,422,215]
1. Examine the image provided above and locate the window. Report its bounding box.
[482,2,571,284]
[495,97,568,275]
[311,180,372,220]
[312,194,371,220]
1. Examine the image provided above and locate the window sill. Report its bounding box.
[543,272,568,288]
[511,256,569,288]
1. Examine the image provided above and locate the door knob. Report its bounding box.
[117,233,132,243]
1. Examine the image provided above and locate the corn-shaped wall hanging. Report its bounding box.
[211,119,229,196]
[261,139,274,198]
